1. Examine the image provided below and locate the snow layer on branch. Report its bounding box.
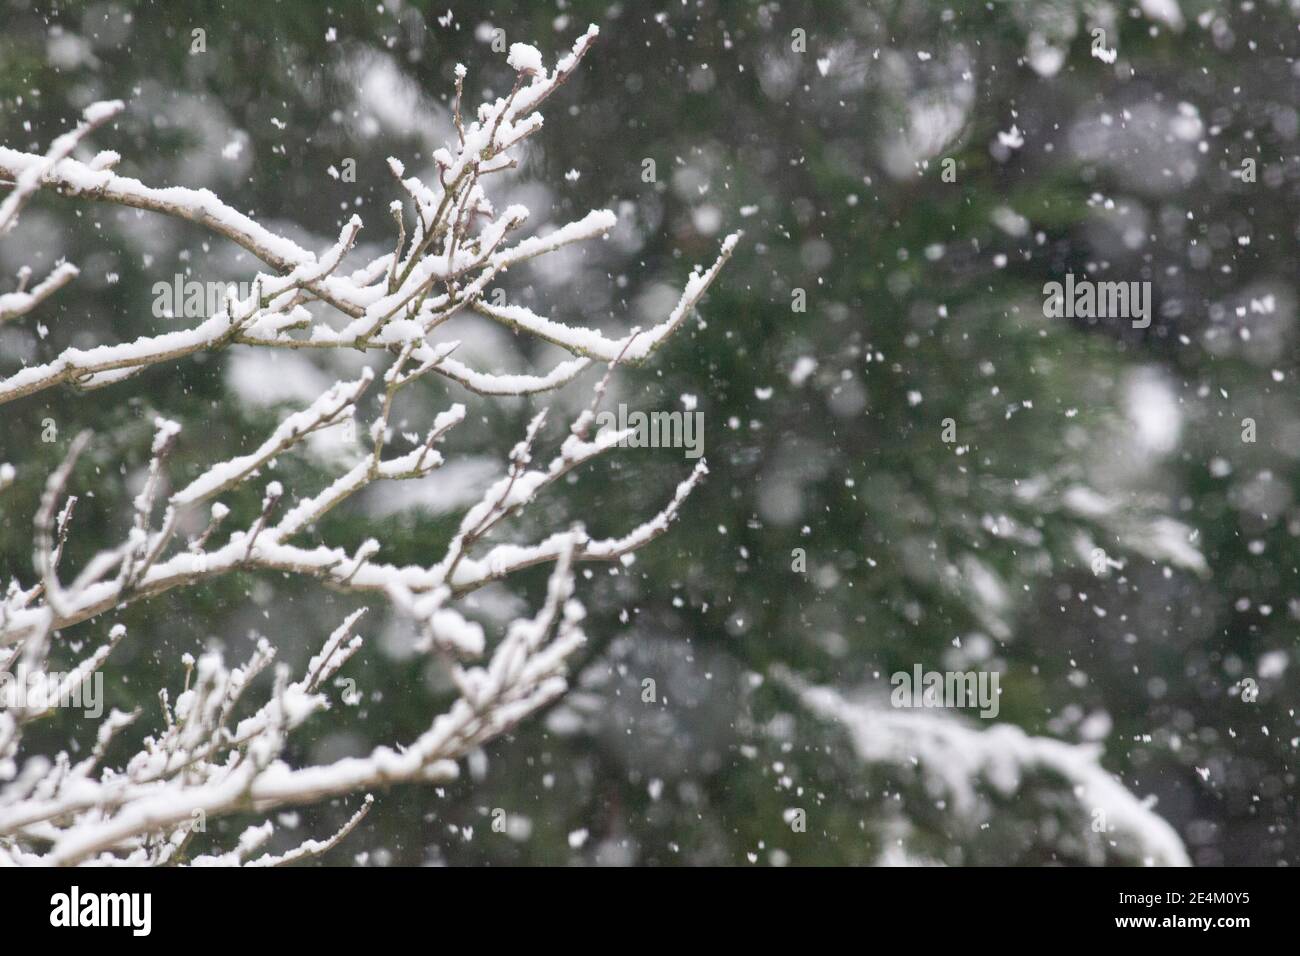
[0,145,313,266]
[507,43,545,74]
[785,674,1191,867]
[0,263,78,323]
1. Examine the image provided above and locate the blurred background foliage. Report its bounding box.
[1,0,1298,865]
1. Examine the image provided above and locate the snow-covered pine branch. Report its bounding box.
[0,26,731,866]
[776,670,1191,866]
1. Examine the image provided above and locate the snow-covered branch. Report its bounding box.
[0,26,732,866]
[777,671,1191,866]
[0,23,737,405]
